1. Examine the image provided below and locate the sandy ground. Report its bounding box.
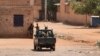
[0,22,100,56]
[35,22,100,41]
[0,38,100,56]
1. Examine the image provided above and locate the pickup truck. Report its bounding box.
[34,29,56,51]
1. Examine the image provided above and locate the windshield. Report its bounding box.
[37,30,54,37]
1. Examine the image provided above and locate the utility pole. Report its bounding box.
[45,0,47,21]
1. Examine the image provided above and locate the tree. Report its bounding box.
[70,0,100,26]
[47,0,60,21]
[54,0,60,3]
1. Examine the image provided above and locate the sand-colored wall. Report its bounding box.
[0,0,31,6]
[34,0,42,19]
[34,6,41,19]
[57,0,90,25]
[0,0,36,36]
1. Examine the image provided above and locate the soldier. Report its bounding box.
[35,23,39,31]
[45,26,48,30]
[28,23,34,36]
[43,26,48,37]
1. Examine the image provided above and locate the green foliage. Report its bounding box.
[71,0,100,15]
[47,0,59,11]
[54,0,60,3]
[47,0,57,11]
[46,0,59,21]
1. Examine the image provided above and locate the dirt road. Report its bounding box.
[0,38,99,56]
[0,22,100,56]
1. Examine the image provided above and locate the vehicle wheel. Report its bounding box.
[37,47,40,51]
[36,45,39,51]
[35,45,40,51]
[34,45,36,50]
[38,47,42,51]
[51,45,55,51]
[52,47,55,51]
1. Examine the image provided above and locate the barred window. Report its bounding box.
[14,15,24,27]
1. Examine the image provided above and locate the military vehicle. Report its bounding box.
[34,29,56,51]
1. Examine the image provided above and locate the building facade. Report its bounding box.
[0,0,91,36]
[0,0,42,36]
[56,0,90,25]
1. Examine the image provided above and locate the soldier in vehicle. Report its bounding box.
[35,23,40,36]
[45,26,48,30]
[43,26,48,37]
[36,23,39,30]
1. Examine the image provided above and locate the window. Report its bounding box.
[14,15,24,27]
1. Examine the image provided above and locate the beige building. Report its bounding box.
[0,0,42,36]
[56,0,90,25]
[0,0,91,36]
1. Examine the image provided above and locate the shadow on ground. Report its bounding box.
[0,36,33,39]
[31,49,54,52]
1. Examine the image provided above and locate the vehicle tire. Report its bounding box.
[52,47,55,51]
[35,45,40,51]
[51,45,55,51]
[38,47,42,51]
[34,45,36,50]
[36,45,39,51]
